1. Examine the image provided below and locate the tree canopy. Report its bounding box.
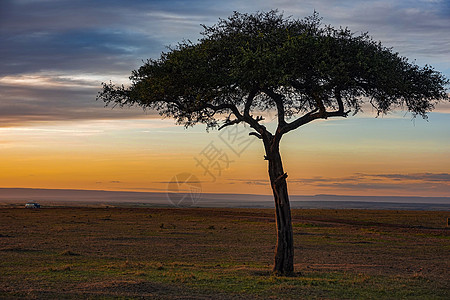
[99,11,448,139]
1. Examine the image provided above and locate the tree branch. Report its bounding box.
[280,105,349,135]
[218,118,241,130]
[205,103,239,114]
[205,93,271,139]
[313,91,327,118]
[242,90,270,136]
[335,88,345,114]
[244,89,258,117]
[263,88,286,126]
[249,132,263,139]
[274,172,288,185]
[276,86,351,136]
[204,102,247,124]
[255,115,265,122]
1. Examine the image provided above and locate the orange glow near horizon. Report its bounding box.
[1,115,449,198]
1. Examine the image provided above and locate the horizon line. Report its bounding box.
[1,186,449,199]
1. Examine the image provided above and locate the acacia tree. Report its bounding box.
[98,11,448,276]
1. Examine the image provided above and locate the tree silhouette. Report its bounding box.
[98,11,449,276]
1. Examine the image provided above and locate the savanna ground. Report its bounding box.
[0,207,449,299]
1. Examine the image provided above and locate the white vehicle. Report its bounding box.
[25,202,40,208]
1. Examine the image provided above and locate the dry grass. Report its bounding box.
[0,207,449,299]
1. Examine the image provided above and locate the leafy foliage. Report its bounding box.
[98,10,448,136]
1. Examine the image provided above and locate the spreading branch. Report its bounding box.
[280,104,350,135]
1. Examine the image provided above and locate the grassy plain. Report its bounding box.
[0,207,449,299]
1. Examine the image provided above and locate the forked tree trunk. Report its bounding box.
[266,142,294,276]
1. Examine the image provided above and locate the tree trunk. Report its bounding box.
[266,144,294,276]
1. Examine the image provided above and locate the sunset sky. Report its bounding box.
[0,0,449,197]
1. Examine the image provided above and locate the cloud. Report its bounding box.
[0,0,448,127]
[327,1,450,66]
[227,172,450,195]
[289,172,450,195]
[154,180,205,184]
[0,29,164,76]
[0,0,230,126]
[290,173,450,184]
[356,173,450,182]
[0,0,222,77]
[0,79,152,127]
[243,180,268,186]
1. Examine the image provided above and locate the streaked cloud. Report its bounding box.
[356,172,450,182]
[0,74,156,127]
[227,172,450,196]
